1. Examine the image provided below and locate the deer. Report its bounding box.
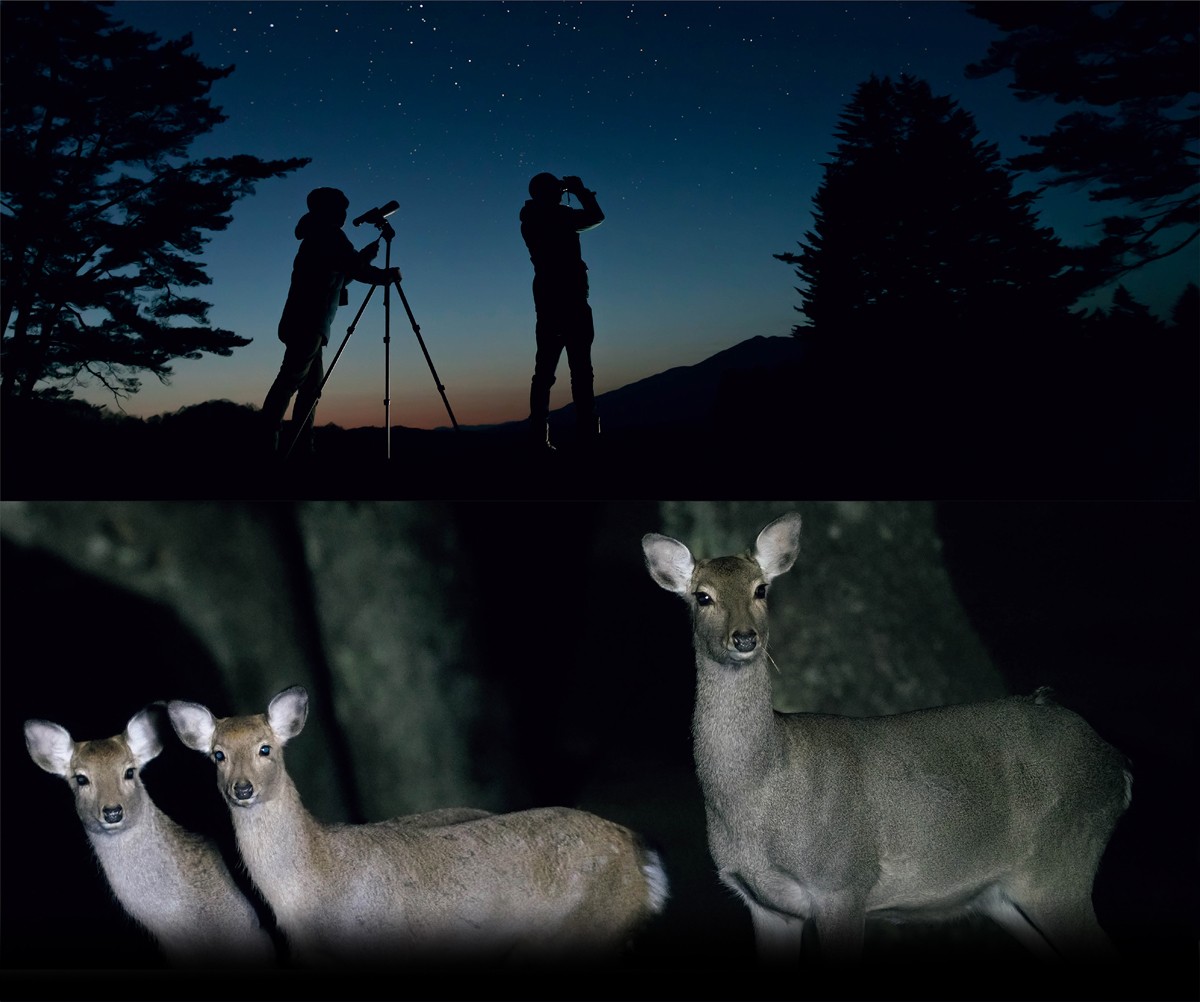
[24,705,276,966]
[642,511,1132,967]
[167,685,669,966]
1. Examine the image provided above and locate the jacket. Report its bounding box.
[278,213,392,345]
[520,191,604,304]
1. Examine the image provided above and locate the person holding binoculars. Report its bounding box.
[520,172,605,452]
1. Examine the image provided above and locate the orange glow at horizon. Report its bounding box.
[313,386,532,431]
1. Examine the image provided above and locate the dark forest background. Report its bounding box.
[1,500,1196,1002]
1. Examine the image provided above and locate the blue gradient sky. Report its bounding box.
[84,1,1194,430]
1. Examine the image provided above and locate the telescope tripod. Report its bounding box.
[285,218,458,461]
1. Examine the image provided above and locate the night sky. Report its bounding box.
[84,1,1194,430]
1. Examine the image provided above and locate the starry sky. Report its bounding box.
[81,1,1193,430]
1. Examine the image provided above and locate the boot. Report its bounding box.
[527,417,555,453]
[261,417,282,460]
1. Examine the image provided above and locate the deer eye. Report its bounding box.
[213,750,225,763]
[259,745,271,757]
[74,774,89,787]
[755,584,768,600]
[694,591,713,607]
[124,768,136,781]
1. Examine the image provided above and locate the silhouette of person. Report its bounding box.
[261,187,399,456]
[520,172,605,450]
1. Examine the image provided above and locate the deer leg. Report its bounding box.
[746,900,805,965]
[982,894,1058,960]
[1007,889,1116,961]
[812,895,867,964]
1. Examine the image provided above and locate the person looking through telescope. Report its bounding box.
[261,187,400,457]
[520,172,604,452]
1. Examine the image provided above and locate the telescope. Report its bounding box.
[353,200,399,228]
[287,196,458,461]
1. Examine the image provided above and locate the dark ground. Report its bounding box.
[2,341,1197,500]
[4,416,1196,502]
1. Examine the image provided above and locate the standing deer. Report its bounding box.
[167,685,668,966]
[24,705,275,966]
[642,511,1131,965]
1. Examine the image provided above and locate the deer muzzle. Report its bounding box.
[732,630,758,654]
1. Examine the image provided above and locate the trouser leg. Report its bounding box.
[263,334,324,432]
[563,304,596,431]
[290,348,325,450]
[529,316,565,424]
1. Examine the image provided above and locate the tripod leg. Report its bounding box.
[392,277,460,430]
[384,273,392,459]
[283,284,378,460]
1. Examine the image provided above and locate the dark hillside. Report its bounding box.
[1,335,1194,500]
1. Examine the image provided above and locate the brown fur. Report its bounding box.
[25,708,274,966]
[644,512,1130,965]
[169,686,668,966]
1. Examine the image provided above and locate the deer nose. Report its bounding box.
[102,805,124,824]
[233,781,254,801]
[732,630,758,653]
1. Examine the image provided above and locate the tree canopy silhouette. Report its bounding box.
[775,74,1078,364]
[1,1,310,403]
[965,1,1199,289]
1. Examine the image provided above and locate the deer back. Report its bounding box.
[169,685,667,964]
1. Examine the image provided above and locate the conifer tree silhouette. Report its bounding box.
[1169,283,1199,336]
[772,75,1096,488]
[775,74,1078,369]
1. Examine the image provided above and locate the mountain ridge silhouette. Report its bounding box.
[448,333,805,435]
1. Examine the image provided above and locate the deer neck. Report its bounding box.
[87,806,178,917]
[229,772,323,911]
[692,650,781,812]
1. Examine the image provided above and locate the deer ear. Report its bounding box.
[125,705,165,766]
[168,700,217,753]
[25,719,75,777]
[754,513,801,582]
[267,686,309,743]
[643,534,696,595]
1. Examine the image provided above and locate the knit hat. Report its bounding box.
[306,187,350,214]
[528,173,564,201]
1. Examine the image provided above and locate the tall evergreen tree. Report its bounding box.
[965,2,1199,288]
[775,74,1078,363]
[1169,282,1199,335]
[1108,285,1167,337]
[1081,284,1167,343]
[1,1,310,403]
